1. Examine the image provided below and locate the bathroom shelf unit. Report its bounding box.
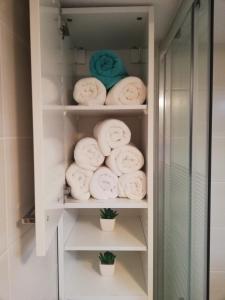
[43,104,148,116]
[64,197,148,209]
[65,252,148,300]
[29,2,154,300]
[64,215,147,251]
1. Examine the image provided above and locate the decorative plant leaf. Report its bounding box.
[100,208,119,219]
[99,251,116,265]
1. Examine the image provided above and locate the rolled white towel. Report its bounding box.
[73,77,106,106]
[93,119,131,156]
[119,171,147,200]
[66,163,93,201]
[106,76,147,105]
[74,137,105,171]
[105,144,144,176]
[90,167,118,200]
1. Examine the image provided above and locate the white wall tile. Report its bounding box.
[4,138,34,245]
[9,228,58,300]
[0,26,32,138]
[0,141,7,256]
[211,182,225,227]
[212,89,225,137]
[210,271,225,300]
[210,226,225,271]
[0,0,30,43]
[211,137,225,181]
[0,252,10,300]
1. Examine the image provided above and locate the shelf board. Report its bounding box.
[64,216,147,251]
[65,251,147,300]
[64,197,148,208]
[43,104,148,116]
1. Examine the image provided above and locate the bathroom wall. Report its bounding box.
[0,1,58,299]
[210,43,225,299]
[210,1,225,298]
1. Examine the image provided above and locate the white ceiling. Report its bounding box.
[61,0,182,41]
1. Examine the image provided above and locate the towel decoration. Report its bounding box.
[89,50,128,89]
[74,137,105,171]
[66,118,146,201]
[94,119,131,156]
[73,77,106,106]
[66,163,93,201]
[105,145,144,176]
[106,76,146,105]
[118,171,147,201]
[90,167,119,200]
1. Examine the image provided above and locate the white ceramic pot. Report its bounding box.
[100,218,116,231]
[99,263,115,276]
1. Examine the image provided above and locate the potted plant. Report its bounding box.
[100,208,119,231]
[99,251,116,276]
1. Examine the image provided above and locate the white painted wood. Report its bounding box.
[62,7,149,50]
[64,216,147,251]
[64,252,147,299]
[29,0,64,256]
[147,7,155,300]
[64,197,148,208]
[43,104,148,116]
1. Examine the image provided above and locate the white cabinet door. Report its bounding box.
[29,0,64,256]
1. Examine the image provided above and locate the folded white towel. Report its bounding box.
[90,167,119,200]
[93,119,131,156]
[66,163,93,201]
[105,144,144,176]
[119,171,147,200]
[106,76,147,105]
[74,137,105,171]
[73,77,106,106]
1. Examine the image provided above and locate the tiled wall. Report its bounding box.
[210,44,225,299]
[0,1,58,299]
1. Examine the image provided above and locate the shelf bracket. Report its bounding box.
[21,206,35,224]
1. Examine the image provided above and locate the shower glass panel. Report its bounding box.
[163,10,192,300]
[159,1,211,299]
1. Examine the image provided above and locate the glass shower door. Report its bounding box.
[163,10,192,300]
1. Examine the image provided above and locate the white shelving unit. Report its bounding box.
[64,197,148,209]
[29,1,154,300]
[65,252,147,300]
[64,216,147,251]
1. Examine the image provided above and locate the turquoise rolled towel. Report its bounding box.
[89,50,128,89]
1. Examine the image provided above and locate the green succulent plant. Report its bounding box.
[99,251,116,265]
[100,208,119,219]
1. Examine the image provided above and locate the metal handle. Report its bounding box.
[21,207,35,224]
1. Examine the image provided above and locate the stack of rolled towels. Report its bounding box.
[73,50,147,106]
[66,119,147,201]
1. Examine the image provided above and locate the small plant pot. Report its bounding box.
[100,218,116,231]
[99,263,115,276]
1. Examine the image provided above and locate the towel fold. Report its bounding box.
[118,171,147,200]
[89,50,128,89]
[90,167,118,200]
[105,145,144,176]
[66,163,93,201]
[106,76,147,105]
[74,137,105,171]
[73,77,106,106]
[93,119,131,156]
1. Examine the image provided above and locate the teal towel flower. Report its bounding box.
[89,50,128,89]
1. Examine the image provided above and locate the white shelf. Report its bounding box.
[64,197,148,208]
[43,104,148,116]
[65,251,147,300]
[64,216,147,251]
